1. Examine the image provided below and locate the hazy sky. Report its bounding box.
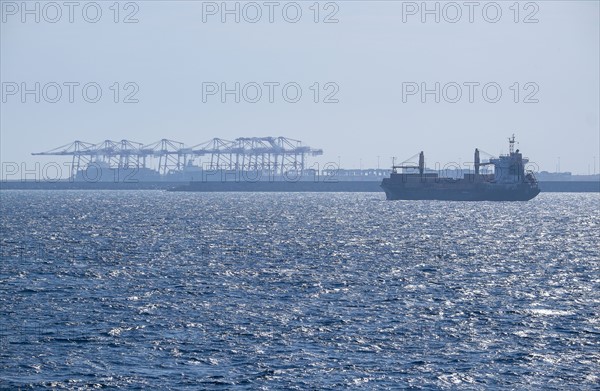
[1,0,599,175]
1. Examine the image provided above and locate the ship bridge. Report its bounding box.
[488,135,530,183]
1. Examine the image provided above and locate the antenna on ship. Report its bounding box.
[509,134,516,154]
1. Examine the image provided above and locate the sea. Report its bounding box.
[1,191,599,389]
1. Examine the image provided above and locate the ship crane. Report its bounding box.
[31,140,96,177]
[393,151,425,175]
[474,148,495,175]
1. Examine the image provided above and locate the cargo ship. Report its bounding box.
[381,136,540,201]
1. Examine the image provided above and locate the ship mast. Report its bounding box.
[392,151,425,174]
[509,134,515,154]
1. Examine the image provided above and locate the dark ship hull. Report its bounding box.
[381,176,540,201]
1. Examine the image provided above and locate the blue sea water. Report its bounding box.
[0,191,599,389]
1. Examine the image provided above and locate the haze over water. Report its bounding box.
[1,191,599,389]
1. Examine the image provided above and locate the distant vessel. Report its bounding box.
[381,136,540,201]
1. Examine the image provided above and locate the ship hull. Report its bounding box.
[381,187,540,201]
[381,179,540,201]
